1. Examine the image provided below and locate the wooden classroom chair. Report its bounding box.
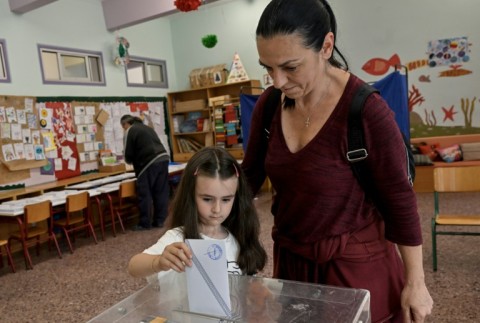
[432,166,480,271]
[54,191,98,254]
[8,200,62,270]
[104,180,139,237]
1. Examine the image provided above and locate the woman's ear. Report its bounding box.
[321,32,335,59]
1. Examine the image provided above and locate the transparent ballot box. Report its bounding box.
[88,275,370,323]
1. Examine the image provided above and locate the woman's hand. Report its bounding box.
[155,242,193,273]
[401,279,433,322]
[397,245,434,322]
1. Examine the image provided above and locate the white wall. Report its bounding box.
[168,0,268,91]
[168,0,480,129]
[0,0,176,97]
[1,0,479,129]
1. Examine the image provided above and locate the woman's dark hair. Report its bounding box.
[256,0,348,71]
[169,147,267,275]
[120,114,143,126]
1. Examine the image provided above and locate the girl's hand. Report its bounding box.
[157,242,193,273]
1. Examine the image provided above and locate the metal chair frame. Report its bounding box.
[8,200,62,269]
[432,166,480,271]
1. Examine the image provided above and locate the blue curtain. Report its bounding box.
[372,71,410,141]
[240,93,261,151]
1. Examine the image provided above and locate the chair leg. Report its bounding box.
[16,238,33,270]
[50,233,63,259]
[431,218,437,272]
[3,244,16,273]
[36,236,41,256]
[94,197,105,241]
[62,228,75,254]
[116,211,126,234]
[106,195,117,237]
[88,222,98,244]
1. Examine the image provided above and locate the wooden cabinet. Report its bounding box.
[167,80,262,162]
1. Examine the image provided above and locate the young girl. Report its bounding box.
[128,147,267,282]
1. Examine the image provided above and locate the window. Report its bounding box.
[0,39,11,83]
[126,56,168,88]
[38,44,106,86]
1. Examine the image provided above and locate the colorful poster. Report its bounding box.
[427,37,470,67]
[42,102,80,179]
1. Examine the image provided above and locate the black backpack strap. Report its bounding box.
[262,87,282,141]
[347,83,378,195]
[347,83,378,162]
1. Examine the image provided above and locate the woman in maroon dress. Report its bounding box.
[242,0,433,322]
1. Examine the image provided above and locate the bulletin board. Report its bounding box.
[0,96,168,189]
[96,99,170,158]
[0,95,47,185]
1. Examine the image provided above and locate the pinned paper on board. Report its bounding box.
[42,132,57,152]
[34,145,45,160]
[2,144,16,161]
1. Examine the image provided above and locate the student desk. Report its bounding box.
[0,189,102,217]
[0,164,186,243]
[0,170,131,204]
[0,180,133,245]
[88,275,371,323]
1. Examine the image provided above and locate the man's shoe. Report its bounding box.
[131,225,151,231]
[152,222,164,228]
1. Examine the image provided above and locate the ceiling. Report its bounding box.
[8,0,222,31]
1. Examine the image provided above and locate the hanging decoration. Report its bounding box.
[174,0,202,12]
[201,34,218,48]
[114,36,130,66]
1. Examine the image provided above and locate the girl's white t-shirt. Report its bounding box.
[143,227,242,286]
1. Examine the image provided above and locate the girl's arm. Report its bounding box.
[397,245,433,323]
[128,242,193,278]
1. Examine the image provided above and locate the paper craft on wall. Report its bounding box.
[24,144,34,160]
[22,128,31,144]
[42,131,57,152]
[11,124,22,140]
[2,144,16,161]
[39,106,53,129]
[1,123,10,139]
[27,113,37,129]
[227,52,249,84]
[6,107,17,123]
[14,143,25,159]
[17,110,26,124]
[34,145,45,160]
[0,106,6,122]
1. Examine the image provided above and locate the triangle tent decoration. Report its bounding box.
[227,52,249,83]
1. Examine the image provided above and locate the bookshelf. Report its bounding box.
[167,80,262,162]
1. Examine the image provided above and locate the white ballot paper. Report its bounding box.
[185,239,232,318]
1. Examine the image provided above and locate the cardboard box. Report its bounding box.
[175,99,207,112]
[98,163,126,173]
[208,95,231,107]
[189,64,228,89]
[461,142,480,161]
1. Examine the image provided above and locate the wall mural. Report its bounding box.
[361,36,477,138]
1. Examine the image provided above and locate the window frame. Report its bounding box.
[37,44,106,86]
[125,56,168,88]
[0,39,11,83]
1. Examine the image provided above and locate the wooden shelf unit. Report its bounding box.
[167,80,262,162]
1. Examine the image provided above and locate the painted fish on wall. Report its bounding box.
[361,54,401,76]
